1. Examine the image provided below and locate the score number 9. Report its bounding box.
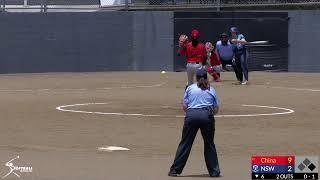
[288,157,293,173]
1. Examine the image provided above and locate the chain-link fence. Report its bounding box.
[0,0,100,12]
[0,0,319,11]
[127,0,320,7]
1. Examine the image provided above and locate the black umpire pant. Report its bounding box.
[169,108,220,176]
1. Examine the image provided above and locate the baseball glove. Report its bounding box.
[179,34,188,48]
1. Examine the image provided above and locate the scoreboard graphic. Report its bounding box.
[252,156,318,179]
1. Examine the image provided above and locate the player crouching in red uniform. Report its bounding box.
[205,42,222,82]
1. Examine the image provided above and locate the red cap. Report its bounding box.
[191,29,200,39]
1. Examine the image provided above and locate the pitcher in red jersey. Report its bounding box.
[178,29,206,86]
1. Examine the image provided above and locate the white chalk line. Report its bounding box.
[98,146,130,152]
[1,83,318,93]
[0,82,167,93]
[254,85,320,92]
[56,103,294,118]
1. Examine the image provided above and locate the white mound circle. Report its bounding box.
[56,103,294,118]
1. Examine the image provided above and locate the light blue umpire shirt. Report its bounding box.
[183,84,220,109]
[216,40,234,61]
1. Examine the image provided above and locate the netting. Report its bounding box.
[1,0,319,10]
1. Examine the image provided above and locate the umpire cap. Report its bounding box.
[196,68,208,80]
[220,32,228,38]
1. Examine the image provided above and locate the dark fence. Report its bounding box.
[247,45,288,72]
[174,12,289,72]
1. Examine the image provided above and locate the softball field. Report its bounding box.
[0,71,319,180]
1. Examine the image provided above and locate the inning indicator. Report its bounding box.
[251,156,318,179]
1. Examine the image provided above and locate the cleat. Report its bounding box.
[241,80,248,85]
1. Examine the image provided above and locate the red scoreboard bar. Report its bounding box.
[252,156,295,165]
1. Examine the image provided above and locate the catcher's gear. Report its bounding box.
[179,34,188,48]
[205,42,214,53]
[205,42,214,65]
[207,65,222,82]
[204,52,211,66]
[208,65,223,73]
[232,57,236,65]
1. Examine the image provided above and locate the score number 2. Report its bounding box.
[288,157,293,173]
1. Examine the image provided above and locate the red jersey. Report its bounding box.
[209,51,222,66]
[179,42,206,63]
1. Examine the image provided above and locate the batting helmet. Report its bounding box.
[230,27,239,33]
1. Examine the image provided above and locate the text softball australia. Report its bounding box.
[2,156,33,179]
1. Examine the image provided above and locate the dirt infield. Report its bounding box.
[0,71,319,180]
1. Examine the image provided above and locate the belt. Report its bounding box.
[188,62,201,64]
[221,58,233,61]
[188,107,214,114]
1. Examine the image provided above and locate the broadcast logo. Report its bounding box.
[2,156,33,179]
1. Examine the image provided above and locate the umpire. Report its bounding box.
[168,68,221,177]
[216,33,242,81]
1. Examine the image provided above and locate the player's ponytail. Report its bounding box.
[197,77,210,90]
